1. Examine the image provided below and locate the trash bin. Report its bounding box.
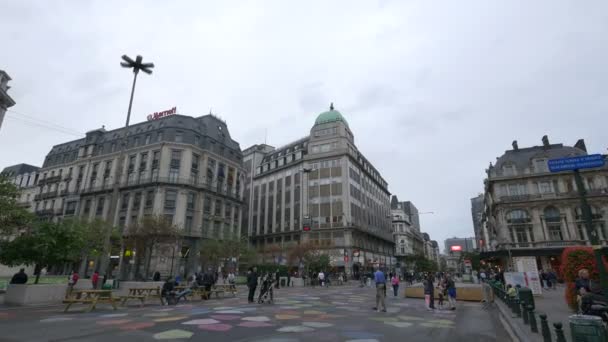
[102,284,112,290]
[569,314,607,342]
[517,287,535,310]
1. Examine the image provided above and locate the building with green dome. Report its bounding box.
[243,104,395,276]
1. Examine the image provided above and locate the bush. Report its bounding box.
[560,246,608,310]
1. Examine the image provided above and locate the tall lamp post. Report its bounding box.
[101,55,154,281]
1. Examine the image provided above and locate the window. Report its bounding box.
[214,199,222,216]
[187,192,196,210]
[145,190,154,208]
[96,197,105,216]
[203,196,212,214]
[507,209,529,223]
[145,134,151,144]
[165,190,177,209]
[534,159,548,173]
[134,137,139,147]
[169,150,181,182]
[121,193,129,211]
[185,215,193,232]
[194,135,200,145]
[133,192,142,210]
[191,153,199,182]
[549,226,563,241]
[111,143,116,152]
[175,131,183,143]
[83,199,92,214]
[152,150,160,179]
[66,201,77,215]
[502,164,516,176]
[538,181,552,194]
[157,131,163,142]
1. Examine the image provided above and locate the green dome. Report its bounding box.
[314,103,349,127]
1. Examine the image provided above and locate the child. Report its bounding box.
[437,286,445,309]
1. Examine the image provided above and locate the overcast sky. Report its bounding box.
[1,0,607,251]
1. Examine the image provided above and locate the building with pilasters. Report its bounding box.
[245,105,394,277]
[2,113,245,279]
[480,136,608,272]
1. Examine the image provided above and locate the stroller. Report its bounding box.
[257,273,274,304]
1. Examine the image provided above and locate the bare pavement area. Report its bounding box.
[0,284,512,342]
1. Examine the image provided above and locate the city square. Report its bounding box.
[0,284,507,342]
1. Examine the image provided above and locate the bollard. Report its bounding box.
[528,305,538,333]
[514,298,521,317]
[539,314,551,342]
[522,301,529,325]
[553,322,566,342]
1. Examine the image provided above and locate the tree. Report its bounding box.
[199,234,254,272]
[286,241,315,267]
[459,251,481,271]
[0,175,34,236]
[0,220,87,283]
[403,254,438,273]
[124,215,178,279]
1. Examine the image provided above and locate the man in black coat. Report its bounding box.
[10,269,28,284]
[247,267,258,303]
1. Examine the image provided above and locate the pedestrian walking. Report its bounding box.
[153,271,161,281]
[91,271,99,289]
[66,270,79,298]
[318,271,325,287]
[247,267,258,303]
[446,275,456,310]
[424,274,435,310]
[372,266,387,312]
[10,268,28,284]
[391,273,400,297]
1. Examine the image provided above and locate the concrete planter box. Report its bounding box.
[4,279,93,306]
[404,284,483,302]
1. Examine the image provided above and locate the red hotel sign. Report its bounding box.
[147,107,177,121]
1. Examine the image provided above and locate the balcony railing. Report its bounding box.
[33,190,59,201]
[497,240,587,249]
[37,175,62,186]
[119,176,242,201]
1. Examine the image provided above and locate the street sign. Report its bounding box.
[548,154,605,172]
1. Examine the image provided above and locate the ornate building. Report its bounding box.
[244,105,394,276]
[0,70,16,130]
[480,136,608,271]
[2,113,245,279]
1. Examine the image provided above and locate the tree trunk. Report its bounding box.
[34,264,41,284]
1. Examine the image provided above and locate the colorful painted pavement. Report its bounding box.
[0,284,507,341]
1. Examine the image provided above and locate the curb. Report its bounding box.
[495,299,537,342]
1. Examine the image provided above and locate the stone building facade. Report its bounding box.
[0,70,16,130]
[244,105,394,276]
[2,113,245,279]
[480,136,608,271]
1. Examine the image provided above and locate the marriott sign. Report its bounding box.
[147,107,177,121]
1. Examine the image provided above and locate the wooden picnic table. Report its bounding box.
[214,284,237,297]
[63,289,118,312]
[121,287,163,306]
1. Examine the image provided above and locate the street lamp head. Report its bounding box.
[121,55,135,64]
[140,67,153,75]
[120,62,132,68]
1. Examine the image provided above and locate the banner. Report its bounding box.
[512,257,543,295]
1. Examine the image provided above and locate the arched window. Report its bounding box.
[507,209,533,246]
[544,206,561,223]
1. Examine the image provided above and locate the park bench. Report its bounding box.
[63,290,118,312]
[120,287,163,306]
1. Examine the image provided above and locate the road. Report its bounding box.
[0,284,511,341]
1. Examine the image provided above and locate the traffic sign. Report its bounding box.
[548,154,605,172]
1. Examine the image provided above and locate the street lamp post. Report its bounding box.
[102,55,154,281]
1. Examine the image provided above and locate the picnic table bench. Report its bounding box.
[214,284,237,297]
[120,287,163,306]
[63,290,118,312]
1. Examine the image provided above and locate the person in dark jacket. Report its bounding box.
[247,267,258,303]
[10,268,28,284]
[202,269,215,299]
[153,271,161,281]
[424,274,435,310]
[161,277,176,305]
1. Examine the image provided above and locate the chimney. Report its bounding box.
[574,139,587,152]
[512,140,519,151]
[542,135,550,147]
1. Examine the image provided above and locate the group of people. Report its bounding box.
[423,273,457,311]
[159,268,237,305]
[540,269,558,290]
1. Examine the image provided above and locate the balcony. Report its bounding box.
[34,190,59,201]
[119,176,243,202]
[37,175,62,186]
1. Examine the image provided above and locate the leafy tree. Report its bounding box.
[199,239,223,271]
[0,175,34,236]
[403,254,438,273]
[0,220,87,283]
[286,241,315,267]
[459,251,481,271]
[199,234,254,272]
[124,215,178,279]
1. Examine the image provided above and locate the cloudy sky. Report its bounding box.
[1,0,607,251]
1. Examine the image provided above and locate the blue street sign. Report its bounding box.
[548,154,605,172]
